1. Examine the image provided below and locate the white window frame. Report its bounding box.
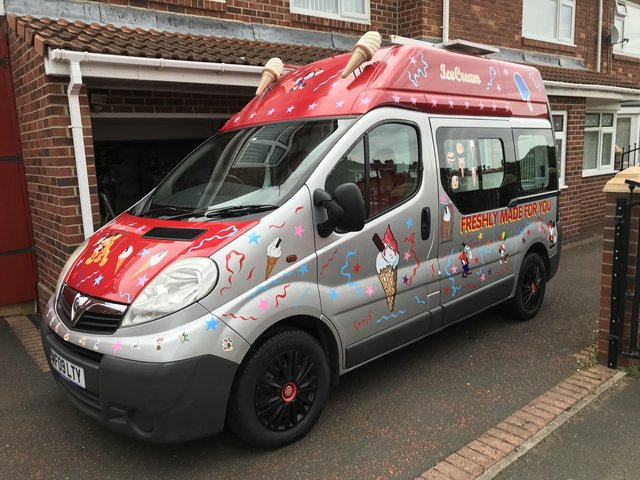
[522,0,576,46]
[614,1,640,57]
[552,111,567,187]
[290,0,371,24]
[583,112,616,177]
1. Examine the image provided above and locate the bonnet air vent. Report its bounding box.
[142,227,207,241]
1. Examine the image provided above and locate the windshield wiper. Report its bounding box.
[138,206,198,218]
[204,204,278,218]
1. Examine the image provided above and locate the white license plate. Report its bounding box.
[50,349,86,389]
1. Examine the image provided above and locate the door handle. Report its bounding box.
[421,207,431,240]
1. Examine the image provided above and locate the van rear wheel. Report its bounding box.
[228,329,330,448]
[510,252,546,320]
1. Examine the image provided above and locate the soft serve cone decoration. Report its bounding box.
[256,57,284,96]
[341,31,382,79]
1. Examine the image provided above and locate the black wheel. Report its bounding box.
[228,329,330,448]
[510,252,547,320]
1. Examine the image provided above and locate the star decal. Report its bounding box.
[336,99,346,108]
[286,105,295,113]
[360,97,371,107]
[294,224,305,237]
[474,257,479,264]
[478,232,483,240]
[267,108,276,116]
[258,299,269,310]
[135,226,145,233]
[486,239,491,246]
[205,316,219,331]
[464,100,470,109]
[406,217,414,228]
[431,97,438,107]
[448,99,454,109]
[112,340,122,354]
[249,112,257,119]
[365,285,374,297]
[444,287,450,295]
[299,264,309,277]
[403,275,409,285]
[331,81,339,88]
[522,237,527,244]
[138,248,150,257]
[233,116,240,123]
[354,263,361,273]
[247,231,261,245]
[479,101,485,111]
[410,96,417,106]
[505,103,512,112]
[409,56,417,66]
[329,288,338,299]
[308,102,318,110]
[404,251,411,262]
[480,273,486,282]
[503,68,509,76]
[496,84,502,93]
[452,265,458,274]
[440,193,447,202]
[94,274,104,286]
[392,93,401,103]
[527,229,531,236]
[137,274,149,287]
[492,103,497,111]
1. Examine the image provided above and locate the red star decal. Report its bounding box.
[474,257,479,264]
[486,239,491,246]
[354,263,361,273]
[527,229,531,235]
[444,287,450,295]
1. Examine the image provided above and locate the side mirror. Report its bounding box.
[313,183,366,238]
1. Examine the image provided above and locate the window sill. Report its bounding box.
[582,169,616,178]
[522,36,577,52]
[613,52,640,63]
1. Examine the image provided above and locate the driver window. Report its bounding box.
[325,123,420,219]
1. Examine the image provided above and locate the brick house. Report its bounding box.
[1,0,639,312]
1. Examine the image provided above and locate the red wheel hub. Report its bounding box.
[281,382,297,403]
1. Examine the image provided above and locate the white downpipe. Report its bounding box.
[597,0,603,73]
[66,61,94,239]
[442,0,450,43]
[0,0,5,16]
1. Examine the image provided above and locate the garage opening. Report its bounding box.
[92,116,227,224]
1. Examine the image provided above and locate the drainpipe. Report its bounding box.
[597,0,603,73]
[0,0,5,16]
[442,0,450,43]
[65,60,94,239]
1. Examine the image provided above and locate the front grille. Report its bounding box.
[60,337,104,363]
[56,285,126,335]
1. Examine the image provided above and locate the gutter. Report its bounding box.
[45,49,264,239]
[0,0,4,16]
[442,0,450,44]
[544,80,640,100]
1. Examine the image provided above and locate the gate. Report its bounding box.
[0,18,38,308]
[608,178,640,368]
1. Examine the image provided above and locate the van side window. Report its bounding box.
[514,129,558,194]
[326,123,421,219]
[437,127,516,214]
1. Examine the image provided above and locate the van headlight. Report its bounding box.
[121,257,218,327]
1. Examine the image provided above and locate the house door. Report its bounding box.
[0,19,38,307]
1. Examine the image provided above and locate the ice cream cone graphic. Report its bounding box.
[265,237,282,280]
[342,31,382,78]
[115,245,133,273]
[256,58,284,96]
[134,250,168,276]
[373,225,399,311]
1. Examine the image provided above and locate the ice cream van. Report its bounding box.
[42,32,561,447]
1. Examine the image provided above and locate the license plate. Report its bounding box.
[50,349,86,389]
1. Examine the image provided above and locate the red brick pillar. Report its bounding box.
[599,167,640,368]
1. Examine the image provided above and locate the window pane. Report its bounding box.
[342,0,365,15]
[477,139,505,190]
[559,4,573,39]
[555,138,563,179]
[616,117,632,149]
[617,2,640,55]
[326,139,365,197]
[583,130,599,170]
[523,0,558,39]
[585,113,600,127]
[601,132,613,167]
[368,124,420,217]
[292,0,339,14]
[553,114,564,132]
[602,113,614,127]
[516,133,553,193]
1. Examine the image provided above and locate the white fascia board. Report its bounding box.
[544,80,640,101]
[45,49,263,87]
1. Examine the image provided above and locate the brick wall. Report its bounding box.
[7,16,99,310]
[550,96,613,242]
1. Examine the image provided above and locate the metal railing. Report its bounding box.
[617,143,640,171]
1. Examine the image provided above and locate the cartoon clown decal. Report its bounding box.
[372,225,399,311]
[459,242,473,278]
[499,232,510,264]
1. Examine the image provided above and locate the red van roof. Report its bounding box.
[222,43,549,131]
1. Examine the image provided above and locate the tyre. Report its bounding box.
[228,329,330,448]
[509,252,547,320]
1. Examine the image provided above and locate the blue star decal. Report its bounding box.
[299,264,309,277]
[94,274,104,286]
[329,288,338,300]
[406,217,414,229]
[205,316,219,331]
[247,231,261,245]
[138,248,150,257]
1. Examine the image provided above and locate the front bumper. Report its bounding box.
[41,317,238,444]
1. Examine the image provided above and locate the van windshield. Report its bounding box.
[139,119,353,219]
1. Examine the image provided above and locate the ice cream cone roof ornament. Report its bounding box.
[256,57,284,96]
[341,31,382,79]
